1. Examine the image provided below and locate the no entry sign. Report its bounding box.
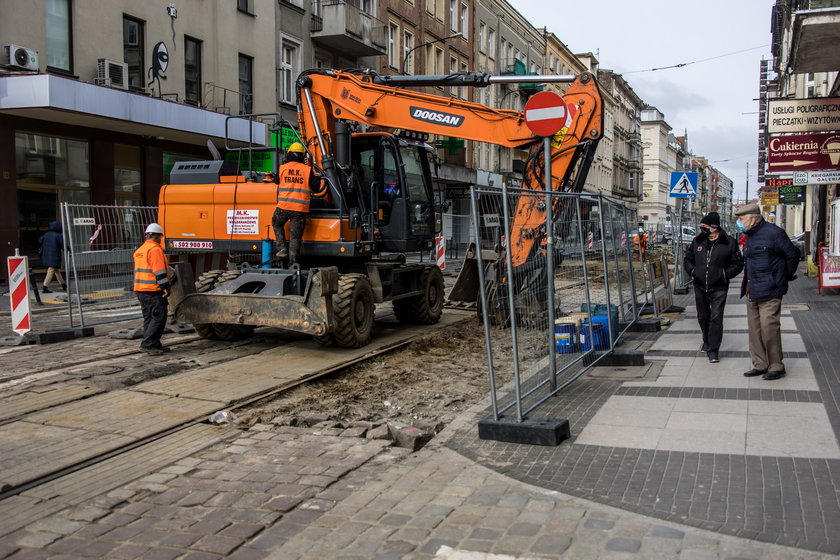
[524,91,569,137]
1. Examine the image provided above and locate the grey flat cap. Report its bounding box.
[735,203,761,216]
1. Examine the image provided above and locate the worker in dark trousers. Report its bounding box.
[133,223,171,356]
[272,142,325,264]
[684,212,744,364]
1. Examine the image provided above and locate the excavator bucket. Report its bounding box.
[446,243,500,309]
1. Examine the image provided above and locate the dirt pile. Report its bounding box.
[240,318,504,431]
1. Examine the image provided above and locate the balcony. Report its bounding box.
[310,1,387,58]
[500,59,543,95]
[774,0,840,73]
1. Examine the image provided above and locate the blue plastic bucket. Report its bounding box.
[580,303,619,342]
[554,322,577,354]
[580,320,608,351]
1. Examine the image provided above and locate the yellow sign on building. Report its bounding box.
[761,191,780,205]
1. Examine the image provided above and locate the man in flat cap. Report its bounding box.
[734,204,800,380]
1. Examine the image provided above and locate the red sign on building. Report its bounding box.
[767,132,840,172]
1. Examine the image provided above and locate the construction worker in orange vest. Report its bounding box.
[133,223,171,356]
[272,142,326,264]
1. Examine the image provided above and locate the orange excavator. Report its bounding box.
[162,69,603,347]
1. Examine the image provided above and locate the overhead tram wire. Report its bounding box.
[622,44,770,74]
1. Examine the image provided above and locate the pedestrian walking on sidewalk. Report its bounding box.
[38,221,67,293]
[133,223,171,356]
[684,212,744,363]
[736,204,800,380]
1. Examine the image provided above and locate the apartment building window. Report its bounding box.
[239,54,253,114]
[460,4,468,39]
[487,28,495,58]
[280,40,300,105]
[435,47,443,75]
[426,0,443,20]
[449,0,457,31]
[478,22,486,53]
[359,0,373,14]
[184,36,202,106]
[45,0,72,72]
[237,0,252,14]
[460,61,468,99]
[403,30,414,74]
[388,23,398,68]
[123,16,144,90]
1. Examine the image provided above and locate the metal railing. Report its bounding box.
[468,186,650,422]
[61,203,159,327]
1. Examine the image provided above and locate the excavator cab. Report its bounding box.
[349,133,437,253]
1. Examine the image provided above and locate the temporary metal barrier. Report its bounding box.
[61,204,159,327]
[469,186,650,423]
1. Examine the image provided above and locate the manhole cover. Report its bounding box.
[67,365,124,376]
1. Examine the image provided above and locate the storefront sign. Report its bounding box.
[793,169,840,185]
[779,184,805,204]
[768,97,840,133]
[819,243,840,294]
[767,132,840,171]
[760,190,779,205]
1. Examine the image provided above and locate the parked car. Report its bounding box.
[790,232,805,260]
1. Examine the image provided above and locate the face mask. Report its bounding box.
[735,221,747,232]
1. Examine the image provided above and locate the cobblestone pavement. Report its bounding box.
[2,270,840,559]
[1,421,834,560]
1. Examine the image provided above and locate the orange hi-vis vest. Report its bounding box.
[277,161,313,213]
[133,240,170,292]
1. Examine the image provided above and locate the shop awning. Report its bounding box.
[0,74,266,147]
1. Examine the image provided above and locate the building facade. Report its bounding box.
[638,107,677,225]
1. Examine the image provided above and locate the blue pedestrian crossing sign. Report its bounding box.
[669,172,698,198]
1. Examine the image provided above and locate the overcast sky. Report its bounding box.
[508,0,775,202]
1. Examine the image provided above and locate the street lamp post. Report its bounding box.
[402,32,463,75]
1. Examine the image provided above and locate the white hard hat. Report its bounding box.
[145,223,164,235]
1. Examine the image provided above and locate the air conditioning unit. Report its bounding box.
[96,58,129,90]
[3,44,38,71]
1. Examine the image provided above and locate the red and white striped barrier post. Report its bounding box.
[587,231,594,251]
[7,250,31,335]
[435,236,446,270]
[620,230,627,248]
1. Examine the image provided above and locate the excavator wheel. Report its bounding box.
[192,269,255,341]
[393,266,444,325]
[330,273,375,348]
[210,270,255,341]
[193,270,225,339]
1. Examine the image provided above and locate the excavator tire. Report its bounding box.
[330,273,375,348]
[393,266,444,325]
[192,269,255,341]
[193,270,225,339]
[211,270,255,341]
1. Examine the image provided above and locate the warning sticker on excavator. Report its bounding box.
[226,209,260,235]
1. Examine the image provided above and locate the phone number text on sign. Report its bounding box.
[226,209,260,235]
[171,241,214,249]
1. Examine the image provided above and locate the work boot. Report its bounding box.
[61,283,67,291]
[275,247,288,258]
[142,347,164,356]
[42,286,51,294]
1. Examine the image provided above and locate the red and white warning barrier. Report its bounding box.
[587,231,594,251]
[7,251,31,335]
[435,236,446,270]
[620,230,627,248]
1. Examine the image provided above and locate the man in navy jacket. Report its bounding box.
[735,204,800,380]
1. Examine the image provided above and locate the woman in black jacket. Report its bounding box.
[38,221,66,293]
[683,212,744,363]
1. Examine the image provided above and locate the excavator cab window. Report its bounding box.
[398,142,434,237]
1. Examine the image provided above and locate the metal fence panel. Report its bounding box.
[470,187,645,422]
[61,204,158,327]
